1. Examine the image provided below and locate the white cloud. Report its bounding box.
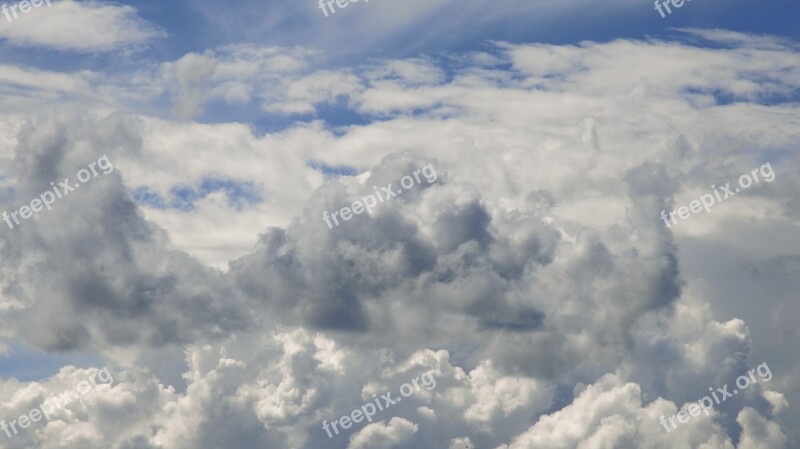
[172,51,218,119]
[500,374,736,449]
[0,29,798,448]
[737,407,789,449]
[347,417,418,449]
[0,0,164,52]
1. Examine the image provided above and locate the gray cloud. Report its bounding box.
[0,30,798,448]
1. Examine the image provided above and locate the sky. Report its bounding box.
[0,0,798,448]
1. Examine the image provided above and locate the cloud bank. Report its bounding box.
[0,29,798,449]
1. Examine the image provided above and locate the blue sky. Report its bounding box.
[122,0,800,58]
[4,0,799,78]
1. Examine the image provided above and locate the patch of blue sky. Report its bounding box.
[0,186,15,204]
[0,340,106,382]
[307,161,362,178]
[757,148,794,167]
[131,177,262,212]
[681,84,800,107]
[314,98,371,129]
[218,97,372,136]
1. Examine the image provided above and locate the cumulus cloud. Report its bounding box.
[0,112,250,351]
[737,407,788,449]
[347,417,418,449]
[499,374,731,449]
[0,29,798,449]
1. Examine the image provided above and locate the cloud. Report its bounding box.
[0,0,164,52]
[0,29,798,448]
[172,51,218,119]
[499,373,736,449]
[737,407,789,449]
[347,417,418,449]
[0,112,251,351]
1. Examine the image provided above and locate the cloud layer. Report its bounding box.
[0,29,798,449]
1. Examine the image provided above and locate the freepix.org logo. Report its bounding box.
[2,155,114,230]
[653,0,691,18]
[1,0,52,23]
[1,367,114,440]
[659,363,773,432]
[660,162,775,228]
[322,371,437,439]
[317,0,372,18]
[322,164,437,229]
